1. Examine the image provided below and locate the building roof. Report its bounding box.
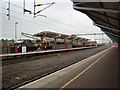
[33,31,89,41]
[34,31,59,38]
[57,34,69,39]
[34,31,73,40]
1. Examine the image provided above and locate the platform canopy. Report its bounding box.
[71,0,120,43]
[75,37,88,41]
[67,35,77,40]
[34,31,59,38]
[34,31,89,42]
[81,38,89,41]
[56,34,69,39]
[34,31,70,39]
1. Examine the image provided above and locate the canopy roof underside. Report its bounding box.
[71,1,120,43]
[34,31,88,41]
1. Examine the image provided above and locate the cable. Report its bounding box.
[0,7,76,34]
[55,5,94,40]
[5,1,24,9]
[2,1,104,40]
[3,1,83,33]
[4,1,92,35]
[55,4,91,34]
[4,1,75,32]
[1,12,73,35]
[1,3,76,33]
[55,3,100,34]
[4,1,92,34]
[45,16,86,33]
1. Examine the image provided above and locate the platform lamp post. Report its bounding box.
[15,22,18,42]
[14,22,18,53]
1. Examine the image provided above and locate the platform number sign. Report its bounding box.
[22,46,26,53]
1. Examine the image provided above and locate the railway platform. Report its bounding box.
[1,46,95,60]
[17,46,119,89]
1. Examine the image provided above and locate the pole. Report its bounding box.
[94,33,96,42]
[23,0,25,14]
[64,39,66,49]
[99,34,100,44]
[41,37,44,51]
[7,0,10,20]
[34,0,36,17]
[14,22,18,53]
[54,38,56,49]
[15,22,18,42]
[77,40,78,47]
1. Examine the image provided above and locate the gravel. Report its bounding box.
[2,44,112,89]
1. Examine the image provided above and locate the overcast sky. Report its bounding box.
[1,0,111,43]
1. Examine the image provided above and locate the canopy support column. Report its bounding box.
[54,38,57,49]
[77,40,78,47]
[41,37,44,51]
[64,39,66,49]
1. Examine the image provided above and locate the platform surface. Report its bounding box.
[18,46,119,89]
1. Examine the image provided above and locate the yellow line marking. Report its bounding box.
[59,50,109,90]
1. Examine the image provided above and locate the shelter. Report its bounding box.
[34,31,59,38]
[34,31,89,50]
[34,31,69,50]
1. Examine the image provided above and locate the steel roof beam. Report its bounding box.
[118,1,120,28]
[94,23,120,33]
[99,2,111,28]
[90,11,120,21]
[104,30,120,38]
[88,13,119,29]
[73,33,104,36]
[73,5,120,13]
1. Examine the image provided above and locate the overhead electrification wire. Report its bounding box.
[4,1,89,34]
[55,5,92,36]
[4,1,71,29]
[4,1,24,9]
[1,13,46,29]
[55,3,102,36]
[3,1,105,41]
[2,2,75,33]
[4,1,93,34]
[1,13,64,33]
[4,1,87,35]
[45,16,87,33]
[1,9,71,34]
[53,3,109,42]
